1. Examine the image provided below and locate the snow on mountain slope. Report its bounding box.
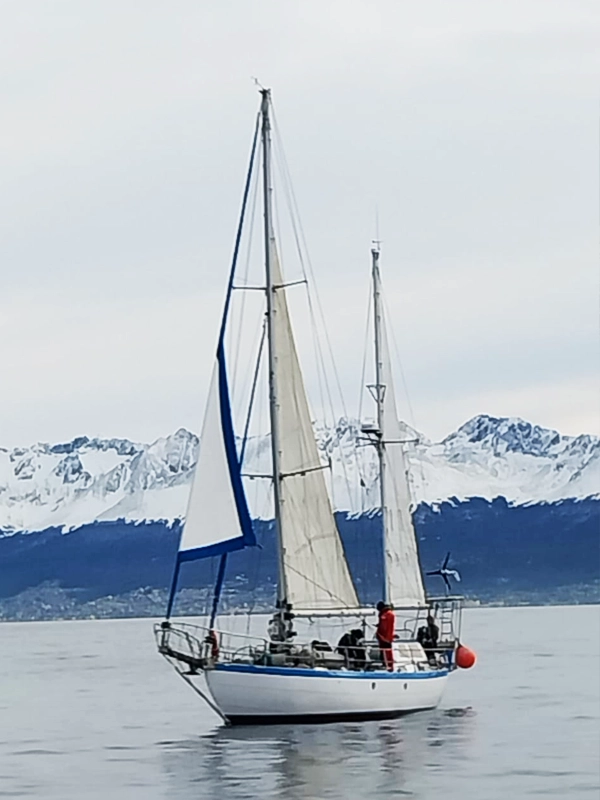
[0,415,597,534]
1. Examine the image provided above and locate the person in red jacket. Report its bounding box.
[376,601,395,671]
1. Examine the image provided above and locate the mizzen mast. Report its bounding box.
[371,243,390,604]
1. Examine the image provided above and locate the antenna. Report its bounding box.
[372,204,381,252]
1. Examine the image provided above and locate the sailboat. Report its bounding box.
[156,89,473,725]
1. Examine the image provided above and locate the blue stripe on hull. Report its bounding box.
[213,663,448,680]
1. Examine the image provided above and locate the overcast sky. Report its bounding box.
[1,0,598,448]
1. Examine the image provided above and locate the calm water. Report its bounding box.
[1,606,599,799]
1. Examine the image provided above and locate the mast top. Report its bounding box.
[252,76,270,94]
[259,87,271,128]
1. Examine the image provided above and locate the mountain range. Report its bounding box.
[1,413,598,618]
[1,414,598,534]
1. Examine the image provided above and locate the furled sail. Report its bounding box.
[380,316,427,607]
[271,246,359,612]
[177,342,255,561]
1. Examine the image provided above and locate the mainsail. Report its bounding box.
[271,245,359,612]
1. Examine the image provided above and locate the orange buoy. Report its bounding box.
[456,644,476,669]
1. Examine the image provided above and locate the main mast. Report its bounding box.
[260,89,288,606]
[372,244,389,604]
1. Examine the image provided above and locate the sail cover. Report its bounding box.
[177,343,255,561]
[380,318,427,607]
[271,247,359,612]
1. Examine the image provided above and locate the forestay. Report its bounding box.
[271,245,359,613]
[380,315,427,607]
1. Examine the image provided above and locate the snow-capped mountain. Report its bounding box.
[0,415,597,534]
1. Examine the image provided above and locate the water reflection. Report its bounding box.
[159,709,476,800]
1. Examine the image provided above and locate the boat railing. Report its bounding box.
[154,620,455,673]
[154,621,271,672]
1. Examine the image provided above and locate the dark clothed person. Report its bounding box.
[337,629,366,670]
[417,614,440,664]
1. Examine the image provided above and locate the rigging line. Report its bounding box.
[270,119,333,435]
[381,290,417,432]
[271,112,348,417]
[273,153,364,520]
[271,114,357,509]
[272,181,286,277]
[218,112,260,343]
[270,111,303,261]
[270,129,341,501]
[357,280,373,425]
[310,304,328,439]
[245,494,274,633]
[174,666,230,725]
[234,311,266,430]
[239,320,267,465]
[231,149,261,394]
[282,561,356,607]
[245,524,264,634]
[307,292,353,512]
[271,110,307,276]
[387,459,418,522]
[301,280,342,501]
[243,402,270,633]
[380,289,426,510]
[356,280,373,513]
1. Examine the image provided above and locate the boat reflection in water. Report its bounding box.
[159,708,477,800]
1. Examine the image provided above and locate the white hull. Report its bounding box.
[200,664,448,724]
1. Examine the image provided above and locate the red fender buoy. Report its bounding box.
[456,644,476,669]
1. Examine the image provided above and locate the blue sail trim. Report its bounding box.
[178,540,246,563]
[218,339,256,547]
[173,345,256,565]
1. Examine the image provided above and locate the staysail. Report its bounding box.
[177,342,255,562]
[378,291,427,607]
[271,245,359,613]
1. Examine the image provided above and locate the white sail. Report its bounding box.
[271,247,359,612]
[380,318,427,607]
[178,349,254,561]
